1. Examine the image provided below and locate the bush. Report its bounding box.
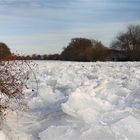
[0,57,33,121]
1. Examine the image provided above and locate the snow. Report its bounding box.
[0,131,6,140]
[1,61,140,140]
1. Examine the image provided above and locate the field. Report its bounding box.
[1,61,140,140]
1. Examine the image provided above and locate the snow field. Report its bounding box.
[1,61,140,140]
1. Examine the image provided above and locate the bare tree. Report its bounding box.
[111,25,140,60]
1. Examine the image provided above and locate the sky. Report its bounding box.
[0,0,140,55]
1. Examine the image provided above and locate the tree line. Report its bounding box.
[0,25,140,61]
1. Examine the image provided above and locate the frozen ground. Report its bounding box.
[1,61,140,140]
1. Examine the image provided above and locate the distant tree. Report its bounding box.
[92,40,108,61]
[61,38,93,61]
[0,42,11,59]
[43,54,48,60]
[61,38,107,61]
[111,25,140,60]
[31,54,38,60]
[37,55,41,60]
[25,55,32,60]
[47,54,60,60]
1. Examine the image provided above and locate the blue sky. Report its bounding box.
[0,0,140,55]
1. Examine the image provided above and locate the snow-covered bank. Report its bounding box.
[1,61,140,140]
